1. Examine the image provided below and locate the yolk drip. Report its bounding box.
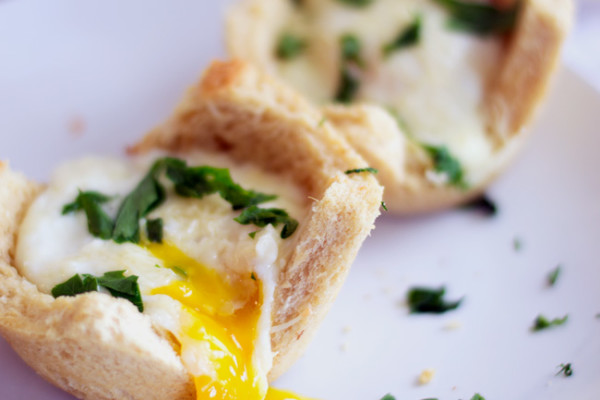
[265,388,317,400]
[147,242,266,400]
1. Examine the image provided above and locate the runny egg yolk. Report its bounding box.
[147,242,265,399]
[145,242,315,400]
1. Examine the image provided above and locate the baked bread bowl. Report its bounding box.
[227,0,574,213]
[0,60,383,399]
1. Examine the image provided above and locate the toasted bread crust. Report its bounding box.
[226,0,573,214]
[0,60,382,398]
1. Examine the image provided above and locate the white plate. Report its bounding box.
[1,1,599,399]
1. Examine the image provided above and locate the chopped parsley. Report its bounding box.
[62,190,114,240]
[462,194,498,216]
[52,270,143,312]
[113,160,167,243]
[146,218,163,243]
[251,272,257,281]
[235,205,299,239]
[383,15,422,57]
[380,395,396,400]
[318,116,328,127]
[381,201,388,211]
[336,0,374,7]
[407,286,462,314]
[423,144,467,189]
[433,0,520,35]
[276,33,307,60]
[556,363,573,377]
[164,159,276,210]
[335,65,361,103]
[171,266,188,278]
[340,34,363,65]
[63,157,295,244]
[345,167,378,175]
[513,237,523,252]
[249,231,258,239]
[471,394,486,400]
[547,265,561,287]
[531,314,568,332]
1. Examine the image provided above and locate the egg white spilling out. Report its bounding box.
[15,152,310,400]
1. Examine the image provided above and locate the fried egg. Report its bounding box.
[15,152,312,400]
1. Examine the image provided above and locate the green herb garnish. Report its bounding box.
[548,265,561,287]
[113,160,167,244]
[251,272,257,281]
[171,266,188,278]
[513,237,523,252]
[531,314,568,332]
[146,218,163,243]
[235,205,299,239]
[336,0,374,7]
[556,363,573,377]
[340,34,363,65]
[383,15,422,56]
[249,231,258,239]
[381,201,388,211]
[407,286,462,314]
[62,190,114,239]
[471,394,486,400]
[345,167,378,175]
[52,270,143,312]
[462,194,497,216]
[276,33,307,60]
[433,0,520,35]
[335,65,360,103]
[380,395,396,400]
[423,145,467,189]
[165,160,276,210]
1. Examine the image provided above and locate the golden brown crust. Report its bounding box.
[226,0,573,214]
[0,60,382,397]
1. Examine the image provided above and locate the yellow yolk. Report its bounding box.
[147,242,266,400]
[265,388,317,400]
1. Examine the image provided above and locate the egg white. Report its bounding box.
[15,151,306,390]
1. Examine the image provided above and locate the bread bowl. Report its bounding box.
[226,0,574,213]
[0,60,383,399]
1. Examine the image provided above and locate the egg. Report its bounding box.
[15,152,312,400]
[257,0,502,184]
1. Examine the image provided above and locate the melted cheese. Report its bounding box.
[15,152,307,400]
[274,0,502,184]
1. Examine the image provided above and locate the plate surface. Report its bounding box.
[1,1,599,399]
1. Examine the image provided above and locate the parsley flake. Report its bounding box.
[52,270,143,312]
[340,34,363,65]
[276,33,307,60]
[548,265,561,287]
[62,190,114,240]
[423,145,467,189]
[335,65,361,103]
[345,167,378,175]
[381,201,388,211]
[407,286,462,314]
[471,394,486,400]
[380,395,396,400]
[383,15,422,57]
[556,363,573,377]
[171,266,188,278]
[531,314,568,332]
[146,218,163,243]
[235,206,299,239]
[433,0,520,35]
[251,272,257,281]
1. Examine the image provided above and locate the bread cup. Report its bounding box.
[226,0,574,213]
[0,60,383,400]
